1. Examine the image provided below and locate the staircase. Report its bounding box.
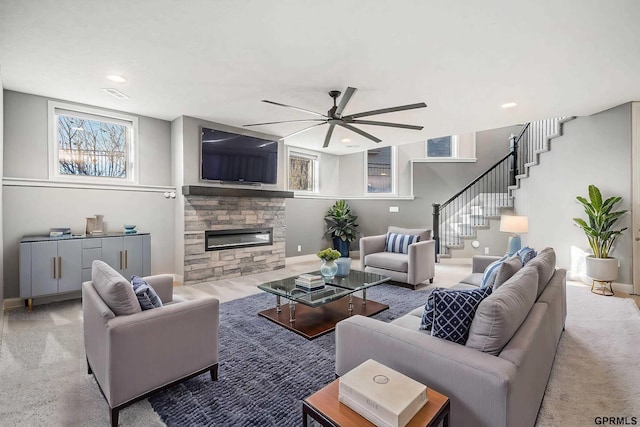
[432,117,574,258]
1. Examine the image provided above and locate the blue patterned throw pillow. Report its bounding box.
[516,246,537,266]
[385,232,420,254]
[419,288,445,330]
[131,275,163,310]
[430,287,493,344]
[480,255,508,288]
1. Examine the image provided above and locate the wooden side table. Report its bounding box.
[302,379,450,427]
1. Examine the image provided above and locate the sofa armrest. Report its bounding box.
[472,255,502,273]
[407,239,435,285]
[105,297,220,407]
[143,274,174,304]
[359,234,386,270]
[336,315,515,427]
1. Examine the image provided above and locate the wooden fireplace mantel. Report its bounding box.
[181,185,294,199]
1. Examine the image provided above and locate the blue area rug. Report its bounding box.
[149,284,428,426]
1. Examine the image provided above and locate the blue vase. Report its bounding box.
[333,238,350,257]
[335,257,352,277]
[320,260,339,280]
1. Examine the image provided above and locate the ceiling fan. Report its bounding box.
[243,87,427,148]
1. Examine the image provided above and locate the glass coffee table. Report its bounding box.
[258,270,390,339]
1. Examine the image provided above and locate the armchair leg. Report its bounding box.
[210,364,219,381]
[110,407,119,427]
[429,278,434,284]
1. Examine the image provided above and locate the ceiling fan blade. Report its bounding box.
[281,122,327,139]
[243,119,326,127]
[338,123,382,143]
[322,124,336,148]
[334,87,357,118]
[350,119,423,130]
[344,102,427,119]
[261,100,329,118]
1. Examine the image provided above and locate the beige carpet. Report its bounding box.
[535,282,640,426]
[0,258,637,426]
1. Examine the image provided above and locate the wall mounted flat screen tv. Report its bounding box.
[201,127,278,184]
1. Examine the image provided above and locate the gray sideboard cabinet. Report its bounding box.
[20,233,151,310]
[101,235,150,280]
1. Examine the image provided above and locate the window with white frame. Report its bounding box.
[425,133,476,161]
[426,135,458,158]
[366,146,395,194]
[288,150,317,192]
[49,102,137,183]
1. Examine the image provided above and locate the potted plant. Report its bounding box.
[317,248,341,279]
[324,200,359,257]
[573,184,627,284]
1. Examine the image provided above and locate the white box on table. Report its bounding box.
[338,359,427,427]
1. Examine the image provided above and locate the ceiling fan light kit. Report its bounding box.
[244,87,427,148]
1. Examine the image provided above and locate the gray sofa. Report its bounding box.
[336,248,566,427]
[82,261,220,427]
[360,226,436,288]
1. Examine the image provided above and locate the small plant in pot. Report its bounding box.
[324,200,359,257]
[573,184,627,285]
[317,248,341,279]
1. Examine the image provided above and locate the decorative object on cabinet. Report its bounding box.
[94,214,104,234]
[85,217,96,235]
[124,224,137,234]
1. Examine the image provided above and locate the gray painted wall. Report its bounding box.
[514,104,633,284]
[285,125,518,257]
[171,116,185,279]
[2,90,175,298]
[285,198,337,257]
[0,74,4,305]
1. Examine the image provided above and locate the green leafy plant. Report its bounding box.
[323,200,359,243]
[316,248,341,261]
[573,184,627,258]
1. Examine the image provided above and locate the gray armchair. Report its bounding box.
[82,261,219,427]
[360,226,435,289]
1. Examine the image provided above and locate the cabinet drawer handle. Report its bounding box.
[125,250,128,269]
[58,256,62,279]
[119,251,123,270]
[53,257,56,278]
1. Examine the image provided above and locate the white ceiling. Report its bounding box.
[1,0,639,154]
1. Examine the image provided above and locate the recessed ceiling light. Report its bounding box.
[102,88,130,99]
[501,102,517,109]
[107,75,127,83]
[341,138,351,143]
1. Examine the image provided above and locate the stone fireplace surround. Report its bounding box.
[182,186,293,285]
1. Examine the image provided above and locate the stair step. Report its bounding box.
[438,117,575,259]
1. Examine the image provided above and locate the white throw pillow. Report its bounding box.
[91,260,141,316]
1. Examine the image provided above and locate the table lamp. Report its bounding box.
[500,215,528,256]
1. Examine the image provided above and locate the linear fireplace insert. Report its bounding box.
[205,228,273,251]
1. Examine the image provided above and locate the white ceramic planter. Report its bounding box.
[585,256,619,281]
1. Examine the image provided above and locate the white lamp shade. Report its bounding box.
[500,215,528,234]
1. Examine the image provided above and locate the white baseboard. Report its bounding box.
[3,297,24,310]
[285,254,318,264]
[569,271,634,294]
[612,282,633,294]
[3,291,84,311]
